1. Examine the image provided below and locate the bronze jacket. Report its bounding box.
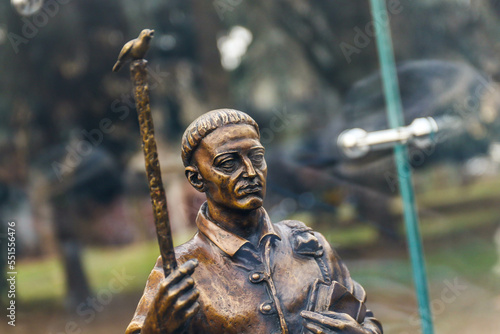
[126,204,382,334]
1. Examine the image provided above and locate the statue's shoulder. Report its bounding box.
[276,219,311,232]
[275,220,325,257]
[173,232,211,264]
[152,242,198,272]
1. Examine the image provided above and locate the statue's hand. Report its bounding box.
[142,259,200,334]
[301,310,372,334]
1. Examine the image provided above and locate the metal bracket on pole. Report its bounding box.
[338,117,438,159]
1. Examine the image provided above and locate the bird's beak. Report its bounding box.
[149,30,155,37]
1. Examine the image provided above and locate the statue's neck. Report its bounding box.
[206,202,262,245]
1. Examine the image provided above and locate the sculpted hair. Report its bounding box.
[181,109,260,167]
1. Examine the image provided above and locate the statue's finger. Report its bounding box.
[169,276,195,297]
[179,259,199,275]
[301,311,344,329]
[183,301,200,320]
[159,277,195,312]
[322,310,354,322]
[304,322,325,334]
[176,288,200,311]
[163,259,199,288]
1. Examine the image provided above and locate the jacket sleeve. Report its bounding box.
[314,231,353,291]
[316,232,383,333]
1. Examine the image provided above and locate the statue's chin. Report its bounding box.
[234,196,264,211]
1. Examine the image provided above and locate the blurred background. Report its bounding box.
[1,0,500,333]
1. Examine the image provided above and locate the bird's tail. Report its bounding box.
[112,61,122,72]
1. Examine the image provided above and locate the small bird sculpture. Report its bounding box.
[112,29,155,72]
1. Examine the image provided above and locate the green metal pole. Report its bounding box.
[368,1,434,333]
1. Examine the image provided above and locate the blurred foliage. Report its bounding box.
[17,228,194,303]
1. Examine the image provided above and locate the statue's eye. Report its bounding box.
[219,159,236,172]
[250,153,264,167]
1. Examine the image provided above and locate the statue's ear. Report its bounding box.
[185,166,205,192]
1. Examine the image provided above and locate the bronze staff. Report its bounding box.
[117,50,177,276]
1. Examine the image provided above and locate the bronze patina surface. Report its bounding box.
[126,109,383,334]
[113,29,155,72]
[130,59,177,277]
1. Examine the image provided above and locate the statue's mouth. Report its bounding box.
[238,183,262,195]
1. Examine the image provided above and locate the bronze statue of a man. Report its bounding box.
[126,109,383,334]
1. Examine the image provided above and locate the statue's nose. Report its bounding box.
[242,157,256,177]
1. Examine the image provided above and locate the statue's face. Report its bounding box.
[192,124,267,211]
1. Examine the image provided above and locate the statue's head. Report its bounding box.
[181,109,267,212]
[139,29,155,41]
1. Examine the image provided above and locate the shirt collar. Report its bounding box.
[196,202,281,257]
